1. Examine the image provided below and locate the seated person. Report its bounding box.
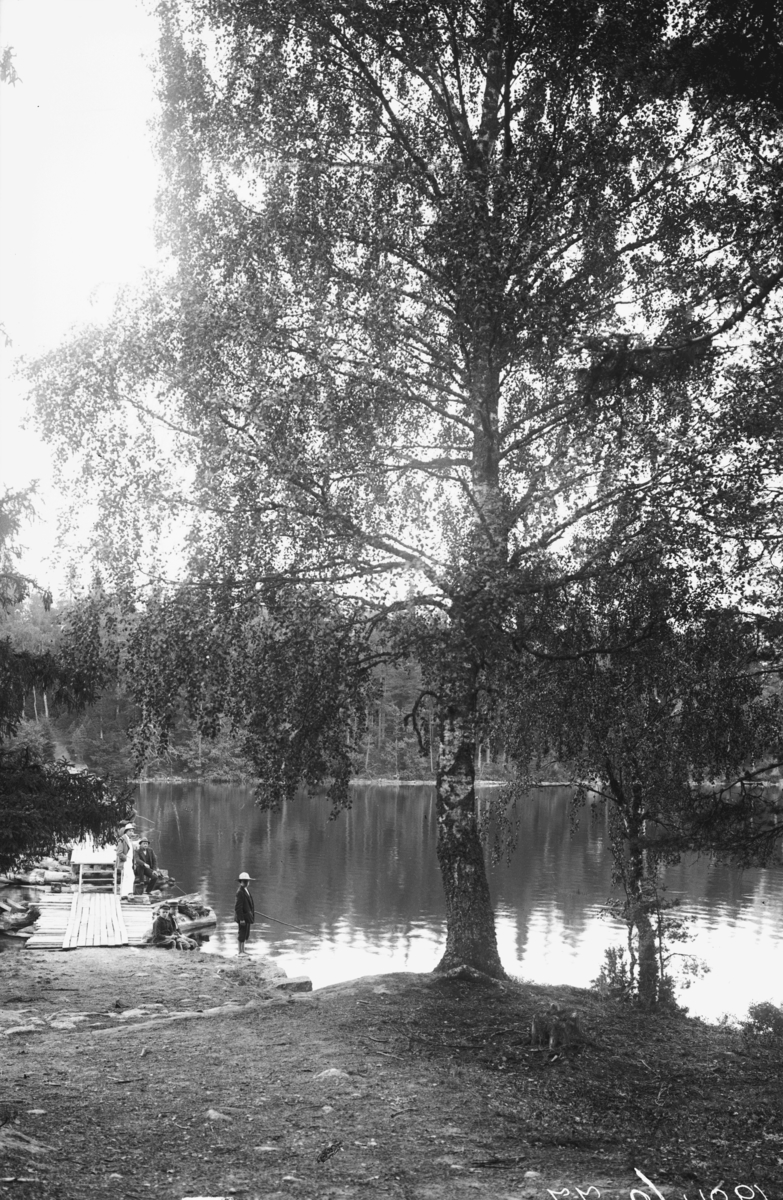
[133,837,159,894]
[151,902,179,945]
[151,902,197,951]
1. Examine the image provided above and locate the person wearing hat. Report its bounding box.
[235,872,255,954]
[116,822,138,897]
[133,836,159,894]
[151,900,180,946]
[150,901,197,950]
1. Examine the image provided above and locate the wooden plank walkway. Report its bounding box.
[25,893,154,951]
[62,893,127,949]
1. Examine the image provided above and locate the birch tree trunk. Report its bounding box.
[434,701,505,977]
[627,792,659,1008]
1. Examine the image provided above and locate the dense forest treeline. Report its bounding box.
[8,595,780,790]
[7,595,538,782]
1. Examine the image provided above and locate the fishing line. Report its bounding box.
[256,909,313,934]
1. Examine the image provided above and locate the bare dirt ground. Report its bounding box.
[0,946,781,1200]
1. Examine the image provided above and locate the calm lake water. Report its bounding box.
[131,781,783,1023]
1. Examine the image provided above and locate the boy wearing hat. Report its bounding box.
[235,872,255,954]
[152,901,179,946]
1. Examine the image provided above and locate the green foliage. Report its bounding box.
[0,488,42,614]
[592,946,635,1004]
[20,1,783,971]
[0,497,104,758]
[175,717,257,782]
[0,493,133,870]
[0,46,20,87]
[669,0,783,116]
[50,601,516,783]
[503,561,783,860]
[593,890,709,1012]
[0,748,131,872]
[10,717,56,764]
[742,1001,783,1040]
[57,584,379,805]
[26,1,783,611]
[500,557,783,1005]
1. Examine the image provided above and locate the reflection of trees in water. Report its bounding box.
[661,853,771,912]
[136,784,445,936]
[134,783,783,970]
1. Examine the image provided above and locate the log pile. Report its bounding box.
[0,897,41,934]
[0,856,177,893]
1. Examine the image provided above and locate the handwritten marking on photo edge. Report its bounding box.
[545,1170,770,1200]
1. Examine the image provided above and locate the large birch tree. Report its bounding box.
[27,0,783,976]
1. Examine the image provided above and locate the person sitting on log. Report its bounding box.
[151,902,197,951]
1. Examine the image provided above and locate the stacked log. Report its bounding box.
[0,898,41,934]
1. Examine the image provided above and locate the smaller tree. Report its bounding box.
[0,752,131,873]
[502,561,783,1008]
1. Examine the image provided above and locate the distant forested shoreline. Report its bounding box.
[10,595,552,784]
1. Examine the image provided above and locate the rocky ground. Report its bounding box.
[0,945,781,1200]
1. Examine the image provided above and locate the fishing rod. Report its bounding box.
[239,876,313,932]
[256,909,313,934]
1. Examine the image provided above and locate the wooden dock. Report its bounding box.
[25,893,154,951]
[64,892,127,948]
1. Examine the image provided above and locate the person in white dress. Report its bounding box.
[116,823,138,897]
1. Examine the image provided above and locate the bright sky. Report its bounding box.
[0,0,159,592]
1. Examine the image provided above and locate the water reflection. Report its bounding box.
[134,782,783,1022]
